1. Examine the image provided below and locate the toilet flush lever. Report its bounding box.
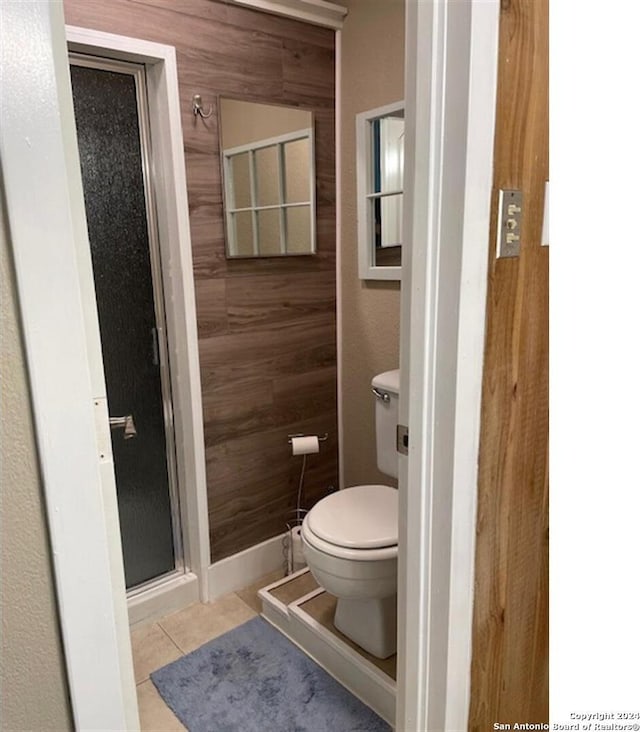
[109,414,137,439]
[372,387,390,403]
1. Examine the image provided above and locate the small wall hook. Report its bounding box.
[192,94,213,120]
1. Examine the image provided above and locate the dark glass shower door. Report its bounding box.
[70,58,179,590]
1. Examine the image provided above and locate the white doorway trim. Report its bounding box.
[2,5,210,727]
[396,1,499,730]
[0,3,135,728]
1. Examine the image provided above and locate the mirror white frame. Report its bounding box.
[356,100,404,280]
[222,128,316,257]
[219,97,316,259]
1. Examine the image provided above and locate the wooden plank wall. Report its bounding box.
[62,0,338,562]
[469,0,549,726]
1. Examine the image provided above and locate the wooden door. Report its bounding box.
[470,0,549,726]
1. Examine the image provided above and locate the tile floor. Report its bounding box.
[132,569,282,730]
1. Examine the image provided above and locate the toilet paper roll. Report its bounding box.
[290,435,319,456]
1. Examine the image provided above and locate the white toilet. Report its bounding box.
[301,369,399,659]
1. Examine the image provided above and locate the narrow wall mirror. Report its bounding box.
[219,98,316,258]
[356,101,404,280]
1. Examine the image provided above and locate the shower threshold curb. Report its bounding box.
[258,568,396,725]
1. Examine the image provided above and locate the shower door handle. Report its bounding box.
[109,414,137,439]
[151,327,160,366]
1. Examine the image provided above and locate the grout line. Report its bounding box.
[152,577,283,662]
[156,619,189,656]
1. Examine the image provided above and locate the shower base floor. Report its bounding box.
[258,567,396,725]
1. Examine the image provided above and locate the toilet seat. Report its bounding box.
[302,484,398,562]
[301,523,398,561]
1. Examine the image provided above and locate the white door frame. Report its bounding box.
[397,1,499,730]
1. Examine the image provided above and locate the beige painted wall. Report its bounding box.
[340,0,404,487]
[0,205,72,731]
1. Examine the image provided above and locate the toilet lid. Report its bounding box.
[307,484,398,549]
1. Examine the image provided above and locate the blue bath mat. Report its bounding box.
[150,616,391,732]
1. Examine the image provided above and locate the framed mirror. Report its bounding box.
[219,98,316,258]
[356,101,404,280]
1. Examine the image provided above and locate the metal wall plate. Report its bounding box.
[497,189,523,258]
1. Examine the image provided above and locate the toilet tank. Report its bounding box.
[372,369,400,479]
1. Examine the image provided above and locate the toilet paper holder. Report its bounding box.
[284,517,307,575]
[287,433,328,445]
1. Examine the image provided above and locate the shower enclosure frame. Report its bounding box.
[63,26,211,623]
[68,51,186,593]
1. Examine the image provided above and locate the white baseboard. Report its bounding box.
[208,533,287,601]
[127,571,199,628]
[128,532,288,625]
